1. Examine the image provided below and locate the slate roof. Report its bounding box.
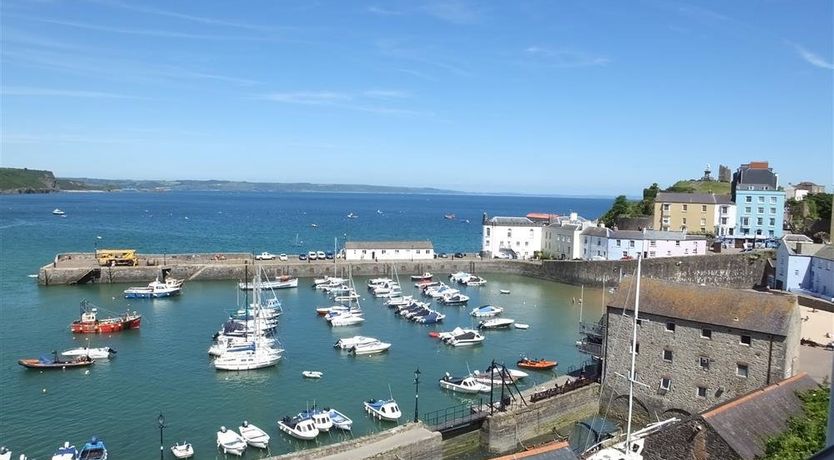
[608,277,797,336]
[486,216,540,227]
[783,234,814,243]
[345,241,433,250]
[548,223,581,232]
[492,440,578,460]
[610,230,706,241]
[813,245,834,261]
[702,373,819,460]
[581,227,611,238]
[781,241,826,256]
[655,192,734,204]
[735,165,778,188]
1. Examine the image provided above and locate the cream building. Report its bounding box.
[653,192,735,236]
[542,212,596,260]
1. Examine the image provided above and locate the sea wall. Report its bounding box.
[479,383,600,455]
[39,252,770,289]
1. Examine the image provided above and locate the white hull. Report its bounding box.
[239,423,270,448]
[302,371,323,379]
[170,443,194,459]
[277,418,319,440]
[439,375,490,394]
[351,341,391,355]
[479,318,515,329]
[213,346,283,371]
[334,335,378,350]
[61,347,114,360]
[216,429,246,456]
[364,400,401,421]
[328,409,353,431]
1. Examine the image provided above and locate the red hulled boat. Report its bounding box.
[70,300,142,334]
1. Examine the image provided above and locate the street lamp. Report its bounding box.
[157,413,166,460]
[413,368,421,423]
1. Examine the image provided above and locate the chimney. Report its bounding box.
[796,243,803,254]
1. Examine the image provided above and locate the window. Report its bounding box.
[740,335,751,345]
[675,240,681,247]
[486,228,491,237]
[758,207,764,214]
[769,218,775,226]
[699,357,710,370]
[616,239,621,247]
[701,328,712,339]
[758,196,765,203]
[742,217,749,225]
[702,205,707,212]
[745,207,751,213]
[663,349,673,362]
[737,363,749,378]
[662,203,670,211]
[770,207,776,214]
[770,196,777,203]
[650,240,656,247]
[746,196,752,203]
[629,240,635,248]
[659,377,672,391]
[623,251,628,258]
[649,251,656,257]
[700,218,706,226]
[634,342,640,354]
[636,319,642,326]
[507,229,512,237]
[665,322,676,332]
[697,386,708,398]
[682,204,688,211]
[721,206,728,214]
[682,217,687,225]
[757,218,763,225]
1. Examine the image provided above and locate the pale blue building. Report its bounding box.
[731,162,786,242]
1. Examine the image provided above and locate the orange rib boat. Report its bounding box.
[517,357,558,370]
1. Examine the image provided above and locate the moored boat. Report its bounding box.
[238,421,270,448]
[123,277,183,298]
[0,447,10,460]
[364,398,401,421]
[51,442,79,460]
[334,335,377,350]
[170,442,194,459]
[439,373,491,394]
[350,340,391,355]
[277,414,319,440]
[52,208,65,215]
[239,275,298,290]
[499,289,511,294]
[478,318,515,329]
[328,311,365,327]
[410,272,433,281]
[298,406,333,432]
[62,347,116,360]
[71,300,141,334]
[327,408,353,430]
[78,437,107,460]
[216,426,246,456]
[438,293,470,306]
[302,370,323,379]
[470,305,503,318]
[19,352,94,370]
[517,357,558,370]
[465,276,487,286]
[514,323,530,330]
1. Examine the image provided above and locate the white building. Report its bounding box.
[773,234,832,301]
[481,215,543,260]
[542,212,597,260]
[714,202,737,237]
[580,228,707,260]
[343,241,434,261]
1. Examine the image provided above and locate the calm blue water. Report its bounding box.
[0,192,608,459]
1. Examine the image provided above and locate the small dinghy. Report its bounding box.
[0,447,11,460]
[514,323,530,330]
[239,421,270,448]
[478,318,515,329]
[298,406,333,432]
[277,414,319,440]
[499,289,511,294]
[51,442,79,460]
[78,437,107,460]
[62,347,116,360]
[439,373,491,394]
[216,426,246,456]
[302,370,323,379]
[470,305,503,318]
[170,442,194,459]
[327,408,353,431]
[364,398,401,422]
[517,356,558,370]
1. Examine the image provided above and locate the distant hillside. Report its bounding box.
[666,180,731,195]
[0,168,59,193]
[58,177,458,194]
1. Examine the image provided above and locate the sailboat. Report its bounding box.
[585,255,677,460]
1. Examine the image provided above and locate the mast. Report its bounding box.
[625,255,642,451]
[579,285,584,323]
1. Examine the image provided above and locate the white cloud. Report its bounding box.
[792,44,834,70]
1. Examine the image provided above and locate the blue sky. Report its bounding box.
[1,0,831,195]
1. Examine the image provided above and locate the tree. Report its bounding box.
[764,387,829,459]
[641,183,660,215]
[600,195,640,227]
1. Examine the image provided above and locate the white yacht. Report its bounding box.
[364,398,401,421]
[350,340,391,355]
[439,373,491,394]
[277,414,319,440]
[328,311,365,327]
[478,318,515,329]
[445,330,485,347]
[334,335,378,350]
[61,346,116,360]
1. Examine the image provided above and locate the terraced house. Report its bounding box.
[731,161,786,242]
[602,278,800,421]
[652,192,736,237]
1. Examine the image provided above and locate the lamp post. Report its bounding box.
[157,413,165,460]
[413,368,421,423]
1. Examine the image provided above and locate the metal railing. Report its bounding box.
[422,401,486,432]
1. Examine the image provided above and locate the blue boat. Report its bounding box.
[51,441,79,460]
[78,437,107,460]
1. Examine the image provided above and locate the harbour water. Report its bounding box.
[0,192,609,458]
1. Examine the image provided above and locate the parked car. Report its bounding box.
[278,253,288,261]
[325,251,335,259]
[316,251,326,259]
[438,253,449,258]
[454,252,465,258]
[255,252,276,260]
[308,251,317,260]
[299,253,308,260]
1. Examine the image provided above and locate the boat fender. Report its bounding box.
[242,420,249,427]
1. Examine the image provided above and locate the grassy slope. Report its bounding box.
[0,167,57,191]
[667,180,731,195]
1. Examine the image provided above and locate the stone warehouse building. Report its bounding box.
[602,277,800,422]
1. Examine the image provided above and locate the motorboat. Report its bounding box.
[415,311,445,324]
[514,323,530,330]
[350,340,391,355]
[446,330,485,347]
[385,296,413,308]
[277,414,319,440]
[473,364,529,385]
[438,293,469,306]
[347,212,358,219]
[71,300,141,334]
[313,276,346,287]
[213,342,283,371]
[517,357,558,370]
[239,275,298,290]
[78,437,107,460]
[238,421,270,448]
[216,426,246,456]
[367,277,392,289]
[499,289,511,294]
[439,373,491,394]
[208,335,278,357]
[435,327,468,340]
[415,280,439,289]
[449,271,472,283]
[123,277,183,298]
[302,370,323,379]
[61,347,116,360]
[0,447,10,460]
[364,399,401,421]
[470,305,503,318]
[170,442,194,459]
[410,272,433,281]
[52,208,65,215]
[317,304,351,316]
[327,408,353,431]
[51,442,79,460]
[19,352,94,370]
[478,318,515,329]
[334,335,378,350]
[465,276,487,286]
[444,213,456,220]
[298,407,333,432]
[328,312,365,327]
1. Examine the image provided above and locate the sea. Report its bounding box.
[0,191,611,459]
